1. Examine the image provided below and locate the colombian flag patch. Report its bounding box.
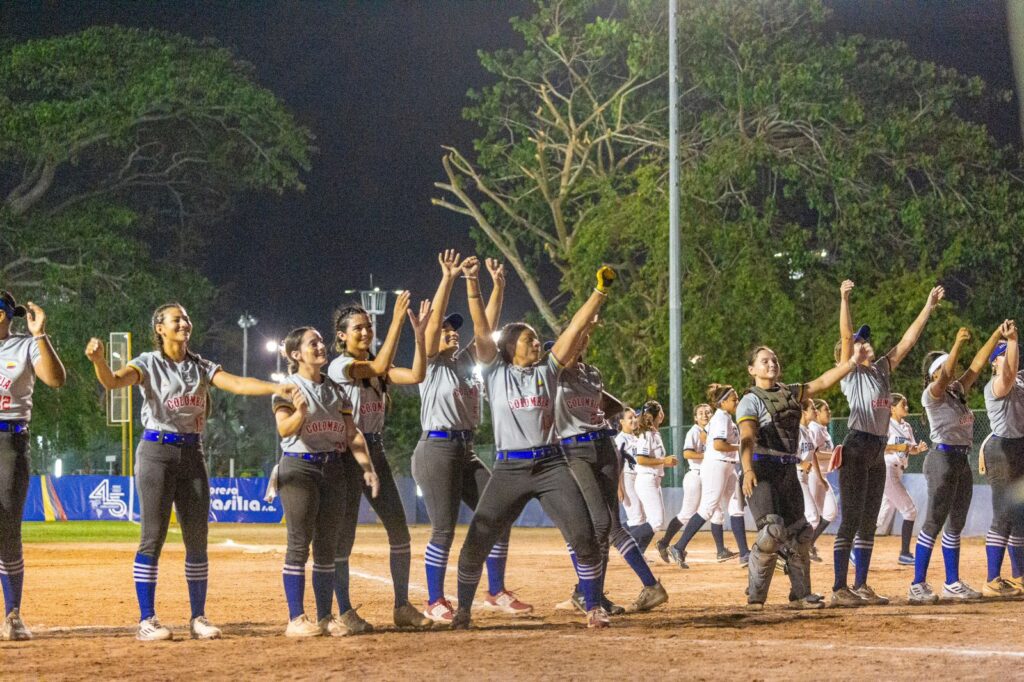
[4,362,15,369]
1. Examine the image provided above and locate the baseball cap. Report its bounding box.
[443,313,464,331]
[990,341,1008,364]
[853,325,871,342]
[542,340,555,353]
[0,291,27,319]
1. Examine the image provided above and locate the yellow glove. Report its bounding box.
[596,266,617,293]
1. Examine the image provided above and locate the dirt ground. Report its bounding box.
[3,524,1023,680]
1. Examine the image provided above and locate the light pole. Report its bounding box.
[237,312,258,377]
[667,0,684,467]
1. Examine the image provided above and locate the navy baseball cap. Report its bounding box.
[853,325,871,342]
[990,341,1008,364]
[443,313,464,331]
[542,340,555,353]
[0,291,27,319]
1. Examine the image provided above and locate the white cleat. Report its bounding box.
[137,616,173,641]
[941,580,982,601]
[189,615,222,639]
[318,614,352,637]
[907,582,939,605]
[285,614,324,638]
[1,608,32,641]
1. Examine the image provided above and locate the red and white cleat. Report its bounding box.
[423,598,456,624]
[481,589,534,616]
[586,606,610,629]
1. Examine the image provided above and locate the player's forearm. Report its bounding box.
[276,410,305,437]
[425,274,457,358]
[34,337,66,388]
[485,276,504,331]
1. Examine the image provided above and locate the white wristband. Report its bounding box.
[33,333,48,341]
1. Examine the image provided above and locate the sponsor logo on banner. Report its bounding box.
[88,479,129,519]
[208,482,279,521]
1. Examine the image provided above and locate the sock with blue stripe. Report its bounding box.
[425,542,450,603]
[614,533,657,587]
[486,541,509,596]
[0,557,25,615]
[913,531,935,585]
[574,560,601,610]
[334,557,352,614]
[710,523,726,553]
[133,553,158,621]
[986,531,1008,581]
[941,532,961,584]
[283,564,305,620]
[567,544,581,593]
[852,538,873,588]
[730,516,750,556]
[390,542,411,608]
[312,563,335,621]
[1008,535,1024,579]
[832,537,851,592]
[184,553,208,619]
[673,514,706,553]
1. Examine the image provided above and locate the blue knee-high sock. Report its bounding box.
[986,531,1008,581]
[730,516,749,556]
[0,557,25,615]
[913,531,935,585]
[673,514,706,552]
[390,542,411,608]
[486,541,509,596]
[832,537,852,592]
[312,563,335,621]
[456,564,482,611]
[574,559,601,610]
[614,533,657,587]
[710,523,726,553]
[283,564,305,620]
[133,553,158,621]
[1008,536,1024,579]
[334,557,352,614]
[567,543,581,593]
[852,538,874,588]
[425,542,450,603]
[184,553,208,619]
[941,532,961,585]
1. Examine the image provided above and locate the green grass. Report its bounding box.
[22,521,142,543]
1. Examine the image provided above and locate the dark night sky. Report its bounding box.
[3,1,1019,379]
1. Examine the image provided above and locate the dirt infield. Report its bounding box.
[3,524,1023,680]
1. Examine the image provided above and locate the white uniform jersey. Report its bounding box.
[682,424,705,473]
[886,418,917,468]
[615,431,639,474]
[328,354,387,434]
[808,420,834,453]
[634,429,666,477]
[706,409,739,463]
[128,350,221,433]
[797,423,816,464]
[273,373,355,453]
[0,334,42,422]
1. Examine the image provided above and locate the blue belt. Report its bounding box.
[142,429,200,446]
[0,421,28,434]
[426,430,474,441]
[561,429,617,446]
[283,451,341,464]
[935,443,970,455]
[496,445,561,461]
[363,432,383,445]
[753,453,800,465]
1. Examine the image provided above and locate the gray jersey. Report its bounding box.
[840,356,892,436]
[921,383,974,446]
[0,334,42,422]
[682,424,705,472]
[984,371,1024,438]
[419,348,480,431]
[128,350,221,433]
[481,354,561,452]
[328,354,387,434]
[554,362,607,439]
[273,373,354,453]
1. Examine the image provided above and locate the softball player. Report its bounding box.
[981,320,1024,598]
[0,292,65,641]
[876,393,927,564]
[632,401,679,555]
[273,327,381,637]
[807,400,838,561]
[668,386,745,569]
[555,320,668,615]
[832,280,943,606]
[616,408,645,531]
[656,404,712,562]
[412,251,533,624]
[328,291,433,632]
[451,263,616,630]
[909,325,1001,604]
[86,303,296,641]
[796,400,832,566]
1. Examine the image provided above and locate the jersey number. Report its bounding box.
[0,396,10,410]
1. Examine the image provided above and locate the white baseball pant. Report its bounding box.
[805,466,838,526]
[876,454,917,533]
[622,471,646,527]
[675,469,702,524]
[633,472,666,531]
[697,458,740,522]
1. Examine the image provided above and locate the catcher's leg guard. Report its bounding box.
[786,521,814,601]
[748,515,786,605]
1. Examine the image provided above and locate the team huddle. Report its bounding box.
[0,253,1022,640]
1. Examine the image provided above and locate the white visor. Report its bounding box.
[928,353,950,377]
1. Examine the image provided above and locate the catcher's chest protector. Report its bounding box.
[747,385,802,455]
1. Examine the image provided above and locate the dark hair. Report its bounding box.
[282,326,316,374]
[891,392,907,409]
[151,303,201,364]
[812,399,829,412]
[706,384,734,406]
[922,350,946,389]
[637,400,663,433]
[497,322,535,365]
[801,397,815,412]
[332,303,369,354]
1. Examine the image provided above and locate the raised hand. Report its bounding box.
[25,302,47,336]
[927,285,945,310]
[840,280,855,299]
[438,249,463,278]
[1004,319,1018,342]
[955,327,971,346]
[485,258,505,285]
[85,337,106,363]
[391,290,411,323]
[596,265,616,293]
[461,256,481,279]
[407,299,432,336]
